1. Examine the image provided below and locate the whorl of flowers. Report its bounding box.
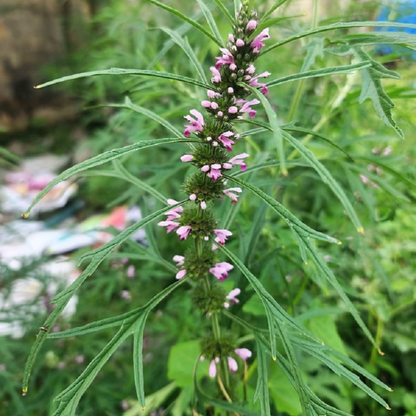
[158,1,270,377]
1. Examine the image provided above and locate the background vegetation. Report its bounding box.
[1,0,415,415]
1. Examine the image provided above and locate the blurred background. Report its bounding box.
[0,1,415,415]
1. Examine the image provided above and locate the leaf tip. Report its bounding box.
[272,356,277,361]
[33,85,41,89]
[386,405,392,411]
[337,240,343,245]
[378,349,385,356]
[21,212,30,219]
[142,407,146,412]
[281,169,288,177]
[388,388,394,393]
[357,227,365,235]
[22,388,28,396]
[304,261,308,265]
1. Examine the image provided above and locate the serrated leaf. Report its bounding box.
[23,138,188,217]
[35,68,211,90]
[297,234,380,351]
[354,48,404,138]
[22,203,183,394]
[195,0,224,46]
[266,62,371,89]
[225,175,341,244]
[254,339,271,416]
[142,0,222,45]
[282,130,363,233]
[160,28,208,83]
[263,21,416,54]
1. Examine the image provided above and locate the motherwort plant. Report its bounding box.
[21,1,416,415]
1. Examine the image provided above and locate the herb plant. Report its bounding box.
[20,1,416,415]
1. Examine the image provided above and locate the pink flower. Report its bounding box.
[228,357,238,372]
[201,165,210,173]
[228,33,235,43]
[176,225,192,240]
[246,64,256,74]
[189,193,197,201]
[237,98,260,118]
[206,164,222,182]
[235,348,252,361]
[167,199,179,205]
[236,39,245,47]
[158,220,180,233]
[224,288,241,308]
[165,206,182,221]
[228,106,238,114]
[210,66,222,83]
[209,357,220,378]
[173,255,185,267]
[229,153,249,171]
[181,154,194,162]
[213,229,232,245]
[227,87,234,94]
[201,100,211,108]
[251,28,270,52]
[127,265,135,279]
[201,201,207,210]
[215,48,235,69]
[207,90,221,99]
[209,262,234,281]
[176,269,187,280]
[223,187,242,203]
[246,20,257,32]
[218,131,235,152]
[249,72,271,94]
[184,109,204,137]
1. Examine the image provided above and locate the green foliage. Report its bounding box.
[2,1,416,415]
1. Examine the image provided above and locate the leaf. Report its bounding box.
[281,130,364,233]
[23,137,188,217]
[195,0,224,46]
[22,203,184,395]
[160,28,208,83]
[111,96,183,138]
[224,174,341,244]
[298,235,380,352]
[248,86,287,176]
[243,295,267,316]
[266,62,371,89]
[300,38,325,72]
[142,0,221,45]
[35,68,211,90]
[168,340,206,387]
[354,48,403,138]
[254,339,271,416]
[212,0,234,24]
[307,315,347,356]
[269,365,302,416]
[217,244,319,345]
[261,0,292,22]
[263,21,416,54]
[133,311,149,408]
[332,32,416,49]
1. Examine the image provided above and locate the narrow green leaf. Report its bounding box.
[133,312,149,408]
[212,0,234,24]
[110,96,183,138]
[160,28,208,83]
[254,339,271,416]
[263,21,416,54]
[23,138,188,217]
[217,244,320,343]
[195,0,224,46]
[224,175,341,244]
[354,48,403,138]
[266,62,371,89]
[282,130,364,233]
[35,68,211,90]
[22,203,183,395]
[261,0,292,22]
[256,15,300,34]
[298,235,380,352]
[112,159,167,203]
[248,86,287,176]
[143,0,221,45]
